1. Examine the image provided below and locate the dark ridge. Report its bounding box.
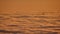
[12,33,24,34]
[16,21,26,22]
[0,14,11,15]
[53,29,60,30]
[10,16,32,18]
[29,30,50,32]
[40,26,60,28]
[7,25,18,27]
[34,16,48,18]
[0,16,10,20]
[55,20,60,22]
[47,32,58,34]
[0,18,10,20]
[29,30,45,34]
[34,32,58,34]
[0,18,5,20]
[0,16,4,20]
[29,30,58,34]
[0,16,4,18]
[0,30,24,33]
[27,19,48,22]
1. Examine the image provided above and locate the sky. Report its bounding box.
[0,0,60,15]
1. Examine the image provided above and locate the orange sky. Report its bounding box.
[0,0,60,15]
